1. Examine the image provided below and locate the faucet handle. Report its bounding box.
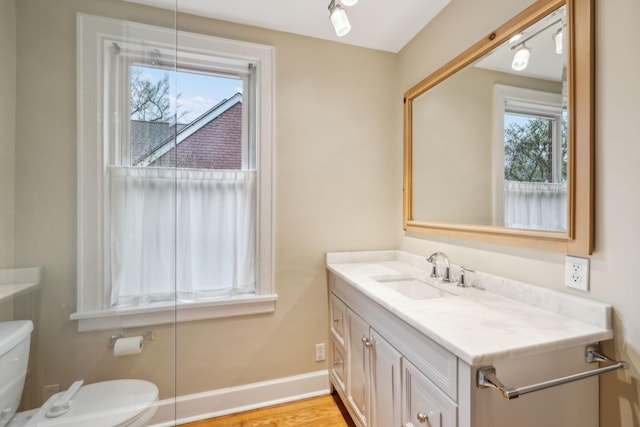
[458,266,475,287]
[429,262,438,278]
[442,266,452,282]
[427,255,438,277]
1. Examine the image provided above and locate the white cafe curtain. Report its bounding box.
[108,166,256,307]
[504,181,566,231]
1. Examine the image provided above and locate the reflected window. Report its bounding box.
[504,108,566,184]
[493,84,567,231]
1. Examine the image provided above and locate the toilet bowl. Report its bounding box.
[0,321,158,427]
[7,379,158,427]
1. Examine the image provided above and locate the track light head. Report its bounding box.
[552,28,563,54]
[328,0,351,37]
[511,45,530,71]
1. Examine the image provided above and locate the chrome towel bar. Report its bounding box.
[477,345,628,400]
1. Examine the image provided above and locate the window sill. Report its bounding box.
[70,294,277,332]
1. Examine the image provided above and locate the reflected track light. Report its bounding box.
[509,33,523,44]
[508,17,564,71]
[511,45,530,71]
[552,28,563,54]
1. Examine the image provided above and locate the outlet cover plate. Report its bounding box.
[315,343,325,362]
[565,255,589,291]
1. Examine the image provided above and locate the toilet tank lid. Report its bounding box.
[0,320,33,357]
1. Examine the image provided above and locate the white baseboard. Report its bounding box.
[147,370,330,426]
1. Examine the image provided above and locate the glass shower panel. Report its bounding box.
[2,0,179,425]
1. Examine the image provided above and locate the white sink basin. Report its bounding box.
[374,277,455,300]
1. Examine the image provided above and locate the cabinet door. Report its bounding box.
[330,294,347,347]
[347,308,370,427]
[330,338,347,394]
[370,329,402,427]
[403,359,457,427]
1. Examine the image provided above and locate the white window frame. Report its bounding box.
[73,14,275,331]
[492,84,564,226]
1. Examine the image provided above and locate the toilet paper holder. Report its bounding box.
[108,331,155,348]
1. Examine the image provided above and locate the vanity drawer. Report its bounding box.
[330,338,347,394]
[403,358,456,427]
[330,294,347,346]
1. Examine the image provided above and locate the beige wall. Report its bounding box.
[12,0,397,404]
[398,0,640,425]
[9,0,640,423]
[0,0,16,270]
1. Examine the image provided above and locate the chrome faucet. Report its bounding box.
[426,252,452,282]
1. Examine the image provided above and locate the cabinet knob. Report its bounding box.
[332,316,342,322]
[416,411,432,423]
[333,360,343,366]
[361,336,373,347]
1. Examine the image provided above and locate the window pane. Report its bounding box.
[129,66,244,170]
[504,113,554,183]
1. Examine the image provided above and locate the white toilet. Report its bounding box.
[0,320,159,427]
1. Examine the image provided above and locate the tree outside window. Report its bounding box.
[504,114,567,183]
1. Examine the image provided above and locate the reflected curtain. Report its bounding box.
[108,166,256,307]
[504,181,566,231]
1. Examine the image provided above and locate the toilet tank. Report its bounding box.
[0,320,33,427]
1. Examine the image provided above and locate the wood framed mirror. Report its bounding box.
[403,0,594,254]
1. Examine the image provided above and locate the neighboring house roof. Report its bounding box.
[134,92,243,167]
[130,122,188,165]
[130,121,172,163]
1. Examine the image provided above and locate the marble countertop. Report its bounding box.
[327,251,613,365]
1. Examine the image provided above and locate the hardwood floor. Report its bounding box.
[180,393,356,427]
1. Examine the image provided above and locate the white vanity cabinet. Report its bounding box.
[328,266,604,427]
[331,295,403,427]
[330,276,452,427]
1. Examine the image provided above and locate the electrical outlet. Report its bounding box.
[315,343,326,362]
[43,384,60,401]
[565,255,589,291]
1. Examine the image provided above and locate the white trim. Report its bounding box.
[70,294,277,332]
[146,371,330,426]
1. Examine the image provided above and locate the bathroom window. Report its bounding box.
[74,15,275,331]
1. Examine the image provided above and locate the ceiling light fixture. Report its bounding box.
[328,0,356,37]
[552,27,563,54]
[511,45,530,71]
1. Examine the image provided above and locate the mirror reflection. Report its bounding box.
[411,6,567,232]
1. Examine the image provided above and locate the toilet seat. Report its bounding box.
[18,380,158,427]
